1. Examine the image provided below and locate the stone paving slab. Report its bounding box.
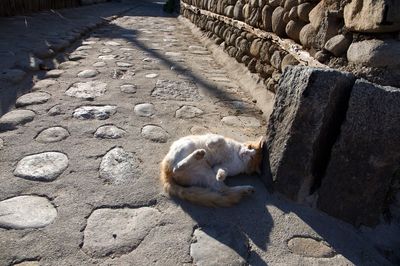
[0,0,394,265]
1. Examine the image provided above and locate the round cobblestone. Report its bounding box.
[14,152,68,181]
[0,195,57,229]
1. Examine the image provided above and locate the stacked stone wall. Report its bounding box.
[181,0,400,228]
[181,0,400,88]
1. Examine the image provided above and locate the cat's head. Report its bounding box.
[242,136,265,175]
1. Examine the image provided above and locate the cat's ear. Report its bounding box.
[258,136,266,149]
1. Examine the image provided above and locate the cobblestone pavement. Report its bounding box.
[0,1,393,265]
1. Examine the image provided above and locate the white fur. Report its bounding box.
[164,134,255,192]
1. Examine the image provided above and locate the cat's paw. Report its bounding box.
[194,149,206,160]
[216,168,227,181]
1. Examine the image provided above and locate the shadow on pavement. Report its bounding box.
[174,174,272,266]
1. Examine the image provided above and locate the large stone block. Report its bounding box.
[266,66,355,202]
[347,39,400,68]
[344,0,400,33]
[318,80,400,226]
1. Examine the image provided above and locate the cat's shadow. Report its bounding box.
[175,172,272,266]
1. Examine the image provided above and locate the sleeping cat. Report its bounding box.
[160,134,264,207]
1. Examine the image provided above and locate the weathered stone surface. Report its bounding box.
[285,20,305,43]
[69,51,87,61]
[165,51,182,57]
[247,7,261,27]
[308,0,324,30]
[318,80,400,226]
[93,61,106,67]
[120,84,137,94]
[0,196,57,229]
[281,54,299,71]
[243,3,251,20]
[116,62,133,68]
[66,81,107,99]
[250,39,263,58]
[98,54,117,60]
[145,73,159,78]
[288,6,298,20]
[299,23,316,48]
[175,105,204,118]
[100,47,113,53]
[77,69,98,78]
[297,2,312,22]
[324,34,351,57]
[35,127,69,143]
[261,4,273,31]
[141,125,169,143]
[82,207,161,257]
[0,110,35,131]
[267,66,355,202]
[95,125,126,139]
[99,147,138,184]
[272,7,287,36]
[270,50,282,70]
[104,41,121,46]
[32,79,56,90]
[287,237,335,258]
[13,261,40,266]
[151,79,201,101]
[344,0,400,33]
[233,0,244,20]
[314,50,329,63]
[73,105,117,120]
[45,69,64,78]
[315,12,340,49]
[48,105,63,116]
[14,152,68,181]
[268,0,280,7]
[221,115,261,127]
[16,92,51,107]
[0,138,3,149]
[283,0,297,11]
[347,40,400,67]
[76,45,92,51]
[58,61,79,69]
[190,225,248,266]
[225,5,234,17]
[0,69,26,83]
[134,103,155,117]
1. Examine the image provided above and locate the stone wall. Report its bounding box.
[181,0,400,227]
[266,66,400,227]
[181,0,400,87]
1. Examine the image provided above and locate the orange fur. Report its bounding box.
[160,135,265,207]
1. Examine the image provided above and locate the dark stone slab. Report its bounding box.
[318,80,400,226]
[266,66,355,202]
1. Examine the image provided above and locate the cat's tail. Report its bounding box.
[160,158,251,207]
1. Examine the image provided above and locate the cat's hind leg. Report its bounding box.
[173,149,206,173]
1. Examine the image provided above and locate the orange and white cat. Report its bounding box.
[160,134,264,207]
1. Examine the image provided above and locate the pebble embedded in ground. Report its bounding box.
[0,195,57,229]
[14,151,69,181]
